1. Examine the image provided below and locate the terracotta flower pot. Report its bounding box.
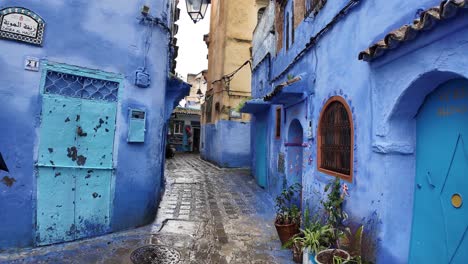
[315,249,350,264]
[274,221,300,246]
[292,241,304,263]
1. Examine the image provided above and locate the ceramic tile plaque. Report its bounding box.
[0,7,45,46]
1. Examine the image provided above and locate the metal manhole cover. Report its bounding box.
[130,245,181,264]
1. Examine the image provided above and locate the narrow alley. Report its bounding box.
[2,1,468,263]
[0,154,294,264]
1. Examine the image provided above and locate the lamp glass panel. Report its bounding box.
[186,0,201,13]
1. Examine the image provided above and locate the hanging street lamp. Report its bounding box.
[185,0,210,23]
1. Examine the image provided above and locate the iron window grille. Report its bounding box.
[44,70,119,102]
[318,98,353,181]
[306,0,327,17]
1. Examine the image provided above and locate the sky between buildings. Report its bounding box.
[175,2,211,81]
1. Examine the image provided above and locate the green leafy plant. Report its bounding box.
[333,255,347,264]
[321,178,348,246]
[234,96,252,112]
[275,183,302,225]
[304,206,311,229]
[322,178,348,228]
[303,223,334,254]
[284,220,334,255]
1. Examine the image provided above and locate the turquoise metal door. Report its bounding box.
[74,100,116,239]
[410,79,468,263]
[36,67,119,245]
[37,95,81,244]
[255,115,267,188]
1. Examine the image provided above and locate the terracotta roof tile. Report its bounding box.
[359,0,468,62]
[264,76,302,101]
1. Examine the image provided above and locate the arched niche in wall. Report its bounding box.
[287,119,304,209]
[375,70,467,155]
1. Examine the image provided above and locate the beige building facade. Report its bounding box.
[200,0,269,168]
[202,0,269,123]
[185,70,208,108]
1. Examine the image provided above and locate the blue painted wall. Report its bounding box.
[0,0,188,249]
[201,120,251,168]
[249,0,468,263]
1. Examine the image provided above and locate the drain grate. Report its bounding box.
[130,245,181,264]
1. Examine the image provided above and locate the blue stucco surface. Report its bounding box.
[201,120,251,168]
[248,0,468,263]
[0,0,188,249]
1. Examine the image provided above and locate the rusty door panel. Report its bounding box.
[36,96,81,245]
[76,100,116,168]
[37,95,117,245]
[74,100,116,239]
[37,95,81,167]
[74,169,112,239]
[36,167,76,245]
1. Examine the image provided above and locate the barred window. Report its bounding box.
[317,97,353,181]
[306,0,327,17]
[44,70,119,102]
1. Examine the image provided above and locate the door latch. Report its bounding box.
[426,172,436,188]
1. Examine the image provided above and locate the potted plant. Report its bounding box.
[314,178,350,264]
[300,221,335,264]
[275,183,302,246]
[286,205,335,264]
[314,249,350,264]
[285,232,305,263]
[338,225,369,264]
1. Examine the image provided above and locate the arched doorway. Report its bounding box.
[287,119,303,209]
[410,78,468,263]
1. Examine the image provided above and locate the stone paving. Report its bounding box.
[0,154,293,264]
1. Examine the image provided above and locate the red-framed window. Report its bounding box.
[317,96,353,182]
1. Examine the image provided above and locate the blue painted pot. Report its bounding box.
[309,252,317,264]
[303,248,317,264]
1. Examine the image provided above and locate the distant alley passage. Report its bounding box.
[0,154,293,264]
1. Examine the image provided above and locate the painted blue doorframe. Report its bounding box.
[410,79,468,263]
[255,114,268,188]
[36,62,122,245]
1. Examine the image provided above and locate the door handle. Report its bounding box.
[426,172,436,188]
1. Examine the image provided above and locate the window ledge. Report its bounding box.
[318,167,353,183]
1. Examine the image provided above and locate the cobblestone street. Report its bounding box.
[0,154,293,264]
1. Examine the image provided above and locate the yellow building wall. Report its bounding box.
[203,0,268,124]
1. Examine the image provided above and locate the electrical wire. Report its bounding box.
[211,60,252,85]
